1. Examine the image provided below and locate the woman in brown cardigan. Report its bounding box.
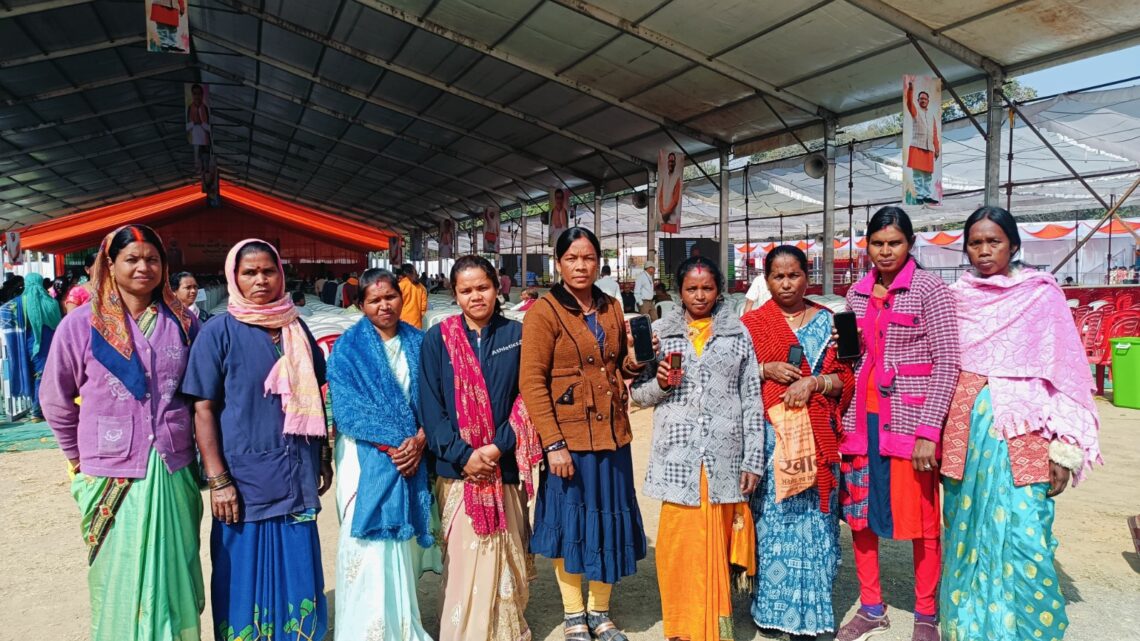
[520,227,651,641]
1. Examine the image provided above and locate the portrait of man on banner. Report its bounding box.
[439,219,455,259]
[483,205,500,254]
[657,148,684,233]
[548,188,570,246]
[902,75,943,205]
[146,0,189,53]
[5,232,22,266]
[185,83,212,174]
[411,229,424,262]
[389,234,403,267]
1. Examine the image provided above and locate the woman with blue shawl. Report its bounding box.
[19,272,62,419]
[327,268,437,640]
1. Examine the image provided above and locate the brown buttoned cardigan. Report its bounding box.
[519,284,640,452]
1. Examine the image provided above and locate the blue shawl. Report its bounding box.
[327,317,433,546]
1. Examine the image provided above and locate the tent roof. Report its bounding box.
[435,85,1140,255]
[3,0,1140,233]
[17,180,394,254]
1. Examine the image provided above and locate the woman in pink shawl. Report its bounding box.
[941,207,1100,641]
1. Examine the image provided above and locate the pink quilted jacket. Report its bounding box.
[840,258,960,459]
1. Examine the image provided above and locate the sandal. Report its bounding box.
[587,611,629,641]
[563,612,590,641]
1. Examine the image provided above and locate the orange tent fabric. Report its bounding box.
[1024,223,1076,239]
[18,181,393,255]
[922,231,962,246]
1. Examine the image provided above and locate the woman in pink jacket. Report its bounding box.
[834,207,960,641]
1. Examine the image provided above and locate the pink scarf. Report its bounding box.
[440,314,541,536]
[225,239,325,438]
[951,267,1101,482]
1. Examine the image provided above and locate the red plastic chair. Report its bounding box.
[1105,310,1140,390]
[1071,305,1090,327]
[1115,292,1134,311]
[1107,310,1140,343]
[316,333,340,358]
[1081,310,1110,395]
[1081,310,1109,362]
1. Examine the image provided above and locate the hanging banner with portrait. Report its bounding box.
[410,229,424,262]
[547,188,571,247]
[389,234,403,267]
[146,0,190,53]
[657,147,684,233]
[439,218,455,259]
[902,75,943,206]
[483,205,500,254]
[4,231,21,266]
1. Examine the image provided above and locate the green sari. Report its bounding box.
[71,306,204,641]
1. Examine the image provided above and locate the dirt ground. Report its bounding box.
[2,400,1138,641]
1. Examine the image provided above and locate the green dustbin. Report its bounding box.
[1110,337,1140,409]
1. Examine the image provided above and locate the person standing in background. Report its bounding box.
[399,264,428,329]
[741,269,771,313]
[595,265,621,301]
[634,264,658,320]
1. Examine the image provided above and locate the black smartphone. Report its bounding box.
[629,314,656,363]
[834,311,861,360]
[787,344,804,367]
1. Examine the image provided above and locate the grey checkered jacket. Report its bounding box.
[631,302,765,506]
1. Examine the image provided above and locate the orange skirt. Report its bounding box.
[657,469,755,641]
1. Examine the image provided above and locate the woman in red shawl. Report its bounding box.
[741,245,854,640]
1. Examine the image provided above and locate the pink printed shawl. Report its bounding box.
[440,314,541,536]
[951,267,1101,482]
[225,239,325,438]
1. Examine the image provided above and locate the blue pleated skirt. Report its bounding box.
[210,514,328,641]
[530,445,647,584]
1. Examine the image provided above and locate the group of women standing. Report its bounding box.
[40,205,1098,641]
[630,205,1098,641]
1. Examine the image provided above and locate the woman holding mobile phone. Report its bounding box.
[834,207,960,641]
[631,256,764,641]
[940,207,1099,641]
[740,245,854,640]
[519,227,651,641]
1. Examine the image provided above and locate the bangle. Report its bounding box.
[207,470,233,491]
[544,440,568,453]
[758,362,766,380]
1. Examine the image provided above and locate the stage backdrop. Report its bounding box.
[150,206,367,277]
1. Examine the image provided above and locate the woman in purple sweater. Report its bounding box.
[40,224,202,641]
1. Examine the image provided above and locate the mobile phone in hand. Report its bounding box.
[787,344,804,367]
[667,352,683,387]
[629,314,655,363]
[833,311,860,360]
